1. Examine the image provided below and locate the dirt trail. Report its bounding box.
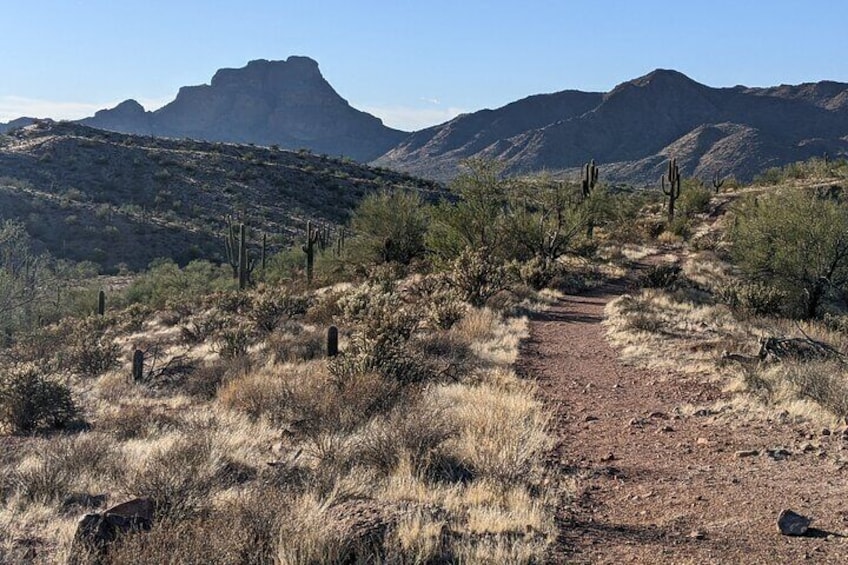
[520,281,848,564]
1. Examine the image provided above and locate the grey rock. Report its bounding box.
[777,509,811,536]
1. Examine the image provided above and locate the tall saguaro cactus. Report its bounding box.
[303,220,320,285]
[237,223,248,290]
[581,159,599,199]
[662,158,682,222]
[97,290,106,316]
[224,217,252,290]
[582,159,600,237]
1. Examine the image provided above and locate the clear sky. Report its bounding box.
[1,0,845,131]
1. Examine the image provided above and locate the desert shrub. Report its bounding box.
[124,259,235,308]
[179,361,229,400]
[0,366,79,434]
[714,280,787,316]
[58,316,120,377]
[338,283,419,343]
[346,189,429,266]
[218,371,292,423]
[11,435,113,504]
[122,436,219,521]
[427,159,510,261]
[640,263,681,289]
[248,286,309,334]
[105,489,287,564]
[214,324,253,359]
[328,334,434,385]
[268,326,325,363]
[783,361,848,419]
[425,289,467,330]
[355,396,456,475]
[98,405,183,440]
[678,182,713,217]
[303,290,344,325]
[514,256,556,290]
[446,247,509,307]
[729,188,848,318]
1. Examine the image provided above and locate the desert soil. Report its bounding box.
[520,278,848,564]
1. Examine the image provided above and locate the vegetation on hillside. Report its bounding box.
[4,145,848,563]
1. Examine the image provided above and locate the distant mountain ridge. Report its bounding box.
[374,69,848,183]
[0,57,406,162]
[3,61,848,183]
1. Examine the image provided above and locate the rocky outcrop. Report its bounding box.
[79,57,407,162]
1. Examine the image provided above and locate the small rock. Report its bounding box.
[777,509,811,536]
[657,425,675,433]
[629,418,646,427]
[649,411,669,419]
[736,449,760,458]
[688,530,706,540]
[600,452,616,462]
[693,408,715,417]
[696,437,710,446]
[767,447,792,460]
[584,415,599,422]
[822,428,832,436]
[800,442,816,453]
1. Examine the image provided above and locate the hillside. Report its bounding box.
[59,56,406,162]
[374,69,848,183]
[0,120,439,271]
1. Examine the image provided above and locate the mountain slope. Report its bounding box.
[0,121,439,271]
[78,56,407,162]
[374,69,848,183]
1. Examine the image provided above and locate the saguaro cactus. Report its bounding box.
[582,159,600,237]
[327,326,339,357]
[303,220,320,285]
[335,228,346,257]
[225,217,253,290]
[237,223,248,290]
[662,158,682,222]
[712,172,725,194]
[98,290,106,316]
[581,159,599,199]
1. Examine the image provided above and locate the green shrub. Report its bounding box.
[729,188,848,318]
[446,247,508,307]
[640,263,681,289]
[347,189,429,266]
[714,280,786,316]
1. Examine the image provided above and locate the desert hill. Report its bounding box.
[0,120,438,271]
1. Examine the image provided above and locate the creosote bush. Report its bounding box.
[0,366,79,434]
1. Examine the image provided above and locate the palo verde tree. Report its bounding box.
[504,175,588,266]
[729,187,848,318]
[427,158,510,262]
[347,189,429,266]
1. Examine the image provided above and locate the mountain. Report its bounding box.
[374,69,848,183]
[0,121,439,271]
[0,117,36,134]
[77,56,407,162]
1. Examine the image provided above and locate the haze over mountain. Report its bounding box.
[375,69,848,183]
[3,59,848,183]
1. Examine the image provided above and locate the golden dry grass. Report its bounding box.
[0,275,560,563]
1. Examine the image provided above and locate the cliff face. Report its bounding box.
[79,57,407,162]
[374,69,848,183]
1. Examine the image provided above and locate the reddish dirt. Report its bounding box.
[520,281,848,564]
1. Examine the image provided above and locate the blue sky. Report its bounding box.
[1,0,845,130]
